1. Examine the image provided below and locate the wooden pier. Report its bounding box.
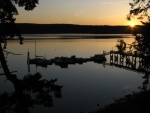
[108,50,150,73]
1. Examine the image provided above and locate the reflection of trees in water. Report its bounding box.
[0,72,63,113]
[0,42,63,113]
[0,41,63,113]
[141,72,149,91]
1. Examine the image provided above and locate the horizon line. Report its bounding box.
[15,23,142,26]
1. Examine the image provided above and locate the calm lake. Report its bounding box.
[0,34,148,113]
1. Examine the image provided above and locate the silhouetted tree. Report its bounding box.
[132,22,150,71]
[127,0,150,67]
[0,0,39,79]
[116,39,126,53]
[127,0,150,91]
[127,0,150,21]
[0,1,63,112]
[0,0,39,42]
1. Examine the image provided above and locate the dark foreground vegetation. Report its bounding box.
[13,23,142,34]
[90,90,150,113]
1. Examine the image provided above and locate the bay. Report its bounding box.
[0,34,146,113]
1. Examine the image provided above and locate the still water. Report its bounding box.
[0,34,147,113]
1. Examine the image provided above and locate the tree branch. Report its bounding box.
[3,49,23,55]
[0,71,17,76]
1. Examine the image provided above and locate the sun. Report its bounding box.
[130,23,135,27]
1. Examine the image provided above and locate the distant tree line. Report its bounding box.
[8,23,142,34]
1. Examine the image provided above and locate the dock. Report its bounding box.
[108,50,150,73]
[27,52,106,68]
[27,50,150,73]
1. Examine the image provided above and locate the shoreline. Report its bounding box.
[4,34,135,41]
[21,34,134,40]
[90,90,150,113]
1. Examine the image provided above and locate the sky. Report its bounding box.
[15,0,142,25]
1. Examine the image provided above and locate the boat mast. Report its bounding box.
[35,40,36,57]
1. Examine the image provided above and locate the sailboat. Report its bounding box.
[27,41,48,67]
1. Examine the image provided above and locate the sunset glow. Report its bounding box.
[130,23,135,27]
[15,0,142,25]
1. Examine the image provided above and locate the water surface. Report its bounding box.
[0,34,146,113]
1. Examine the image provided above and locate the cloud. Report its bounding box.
[98,16,112,19]
[102,2,114,5]
[67,20,73,24]
[101,0,130,5]
[73,10,84,16]
[97,14,123,20]
[74,13,80,16]
[121,0,130,3]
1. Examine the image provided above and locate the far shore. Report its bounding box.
[21,34,134,40]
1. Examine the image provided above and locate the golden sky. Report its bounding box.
[15,0,142,25]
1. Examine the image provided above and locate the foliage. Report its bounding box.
[127,0,150,70]
[132,22,150,69]
[0,2,64,112]
[0,0,39,43]
[0,0,39,23]
[133,22,150,55]
[127,0,150,21]
[116,39,126,53]
[0,72,63,113]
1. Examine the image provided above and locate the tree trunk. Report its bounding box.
[0,42,11,78]
[0,42,22,93]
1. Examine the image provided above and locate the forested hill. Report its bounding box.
[16,23,141,34]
